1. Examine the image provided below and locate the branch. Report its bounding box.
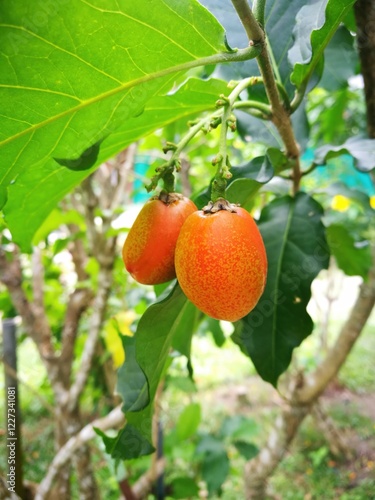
[0,475,21,500]
[109,143,138,212]
[36,406,125,500]
[132,459,165,499]
[67,224,89,281]
[60,287,93,380]
[231,0,301,193]
[231,0,263,42]
[0,248,54,360]
[1,358,55,413]
[297,250,375,403]
[31,247,45,311]
[67,264,114,411]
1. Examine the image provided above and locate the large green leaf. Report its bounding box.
[314,137,375,172]
[289,0,356,89]
[2,76,230,251]
[233,193,330,386]
[326,224,372,280]
[105,282,196,459]
[0,0,248,250]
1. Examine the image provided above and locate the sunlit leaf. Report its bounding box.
[0,0,230,250]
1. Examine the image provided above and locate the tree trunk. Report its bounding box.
[354,0,375,137]
[54,404,99,500]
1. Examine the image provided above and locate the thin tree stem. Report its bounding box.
[231,0,302,194]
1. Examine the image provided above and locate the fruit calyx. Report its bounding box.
[152,190,184,205]
[202,198,239,214]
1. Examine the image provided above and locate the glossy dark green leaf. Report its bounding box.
[314,137,375,172]
[326,224,371,280]
[176,403,201,440]
[289,0,356,89]
[233,193,330,386]
[0,0,230,249]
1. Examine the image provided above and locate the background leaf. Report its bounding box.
[326,224,372,280]
[169,477,200,499]
[314,137,375,172]
[233,193,330,386]
[318,26,357,91]
[196,434,229,495]
[0,0,228,249]
[226,155,274,209]
[176,403,201,440]
[289,0,356,89]
[200,0,308,95]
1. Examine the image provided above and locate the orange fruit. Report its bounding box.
[175,204,267,321]
[122,193,197,285]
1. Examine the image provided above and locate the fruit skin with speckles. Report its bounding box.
[122,193,197,285]
[175,205,267,321]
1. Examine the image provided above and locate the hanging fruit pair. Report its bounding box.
[123,193,267,322]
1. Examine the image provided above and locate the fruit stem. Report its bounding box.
[162,170,175,193]
[211,78,261,202]
[211,99,232,202]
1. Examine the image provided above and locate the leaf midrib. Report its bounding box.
[0,47,256,150]
[271,201,294,376]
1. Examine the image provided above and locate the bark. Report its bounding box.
[354,0,375,137]
[67,262,115,413]
[312,404,353,460]
[36,407,125,500]
[244,250,375,499]
[0,475,21,500]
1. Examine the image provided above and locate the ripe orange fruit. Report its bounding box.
[122,192,197,285]
[175,203,267,321]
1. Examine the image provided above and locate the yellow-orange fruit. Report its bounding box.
[175,207,267,321]
[122,194,197,285]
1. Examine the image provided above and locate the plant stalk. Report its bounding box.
[231,0,302,194]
